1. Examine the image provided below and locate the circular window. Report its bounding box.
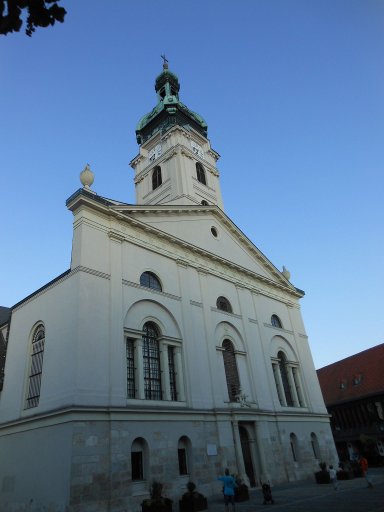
[211,226,218,238]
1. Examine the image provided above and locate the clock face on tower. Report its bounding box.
[191,140,204,159]
[149,143,162,162]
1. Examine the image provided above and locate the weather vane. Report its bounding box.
[161,54,169,70]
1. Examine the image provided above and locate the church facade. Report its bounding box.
[0,63,337,512]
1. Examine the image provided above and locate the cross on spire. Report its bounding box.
[161,54,169,70]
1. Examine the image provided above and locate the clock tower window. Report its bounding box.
[196,162,206,186]
[152,166,162,190]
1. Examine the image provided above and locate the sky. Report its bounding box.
[1,0,383,369]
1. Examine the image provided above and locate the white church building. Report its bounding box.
[0,62,337,512]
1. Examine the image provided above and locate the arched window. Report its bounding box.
[131,437,148,480]
[196,162,206,185]
[222,339,240,402]
[25,324,45,409]
[311,432,320,459]
[126,325,181,402]
[271,314,282,328]
[216,296,232,313]
[140,271,162,291]
[290,433,299,461]
[143,322,162,400]
[152,165,162,190]
[272,347,305,408]
[278,351,294,406]
[178,436,191,476]
[201,200,208,206]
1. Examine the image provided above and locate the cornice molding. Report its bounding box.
[210,307,242,320]
[12,271,72,312]
[12,265,110,312]
[190,300,203,308]
[108,230,125,243]
[122,279,181,301]
[263,323,294,336]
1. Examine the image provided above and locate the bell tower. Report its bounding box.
[130,59,224,209]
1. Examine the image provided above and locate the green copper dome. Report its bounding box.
[155,69,180,95]
[136,62,207,145]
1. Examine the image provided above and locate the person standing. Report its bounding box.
[218,468,237,512]
[328,465,338,490]
[359,455,373,488]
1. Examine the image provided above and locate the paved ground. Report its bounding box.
[207,468,384,512]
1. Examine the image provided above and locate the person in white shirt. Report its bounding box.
[329,465,338,490]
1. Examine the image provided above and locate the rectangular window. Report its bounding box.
[131,451,143,480]
[168,346,177,401]
[126,339,136,399]
[178,448,188,475]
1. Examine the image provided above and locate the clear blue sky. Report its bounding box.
[1,0,383,369]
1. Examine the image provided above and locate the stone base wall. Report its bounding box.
[0,411,337,512]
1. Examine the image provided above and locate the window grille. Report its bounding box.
[140,271,162,291]
[143,323,162,400]
[168,346,177,401]
[222,339,240,401]
[25,325,45,409]
[126,339,136,398]
[278,351,293,406]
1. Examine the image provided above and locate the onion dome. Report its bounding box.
[136,58,207,145]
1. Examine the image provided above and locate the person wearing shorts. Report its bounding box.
[218,468,237,512]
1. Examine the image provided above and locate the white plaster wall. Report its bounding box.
[134,212,274,280]
[0,274,78,422]
[1,203,328,422]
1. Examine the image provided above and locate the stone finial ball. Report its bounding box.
[80,164,94,188]
[282,266,291,280]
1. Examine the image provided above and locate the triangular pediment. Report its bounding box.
[110,203,300,296]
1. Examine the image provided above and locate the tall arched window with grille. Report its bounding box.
[142,322,162,400]
[278,351,294,406]
[222,339,240,402]
[25,324,45,409]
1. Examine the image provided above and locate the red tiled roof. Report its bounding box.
[317,344,384,406]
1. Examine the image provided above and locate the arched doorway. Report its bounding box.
[239,426,256,487]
